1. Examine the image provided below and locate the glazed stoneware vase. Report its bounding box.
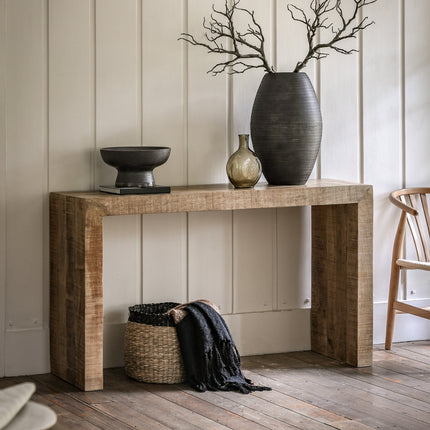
[250,72,322,185]
[226,134,262,188]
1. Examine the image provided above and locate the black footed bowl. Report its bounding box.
[100,146,171,187]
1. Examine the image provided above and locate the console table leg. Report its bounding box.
[50,194,104,390]
[311,197,373,366]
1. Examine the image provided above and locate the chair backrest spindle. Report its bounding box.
[420,194,430,251]
[410,194,430,261]
[396,190,430,263]
[401,195,424,262]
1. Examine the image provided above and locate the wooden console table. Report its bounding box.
[50,179,373,391]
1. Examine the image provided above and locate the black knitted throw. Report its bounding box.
[175,301,271,394]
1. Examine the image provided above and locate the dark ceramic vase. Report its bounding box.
[250,72,322,185]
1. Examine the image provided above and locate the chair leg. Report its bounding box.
[385,263,401,350]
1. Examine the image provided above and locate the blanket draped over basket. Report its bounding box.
[171,301,271,394]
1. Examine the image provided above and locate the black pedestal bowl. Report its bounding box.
[100,146,171,187]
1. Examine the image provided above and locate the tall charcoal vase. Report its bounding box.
[250,72,322,185]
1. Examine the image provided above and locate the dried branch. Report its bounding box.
[178,0,273,75]
[288,0,378,73]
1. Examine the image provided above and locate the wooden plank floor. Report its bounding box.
[2,341,430,429]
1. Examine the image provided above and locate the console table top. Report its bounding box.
[50,178,372,216]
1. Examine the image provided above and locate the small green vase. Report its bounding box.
[226,134,262,188]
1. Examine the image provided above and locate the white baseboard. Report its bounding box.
[223,309,311,356]
[4,302,430,376]
[373,299,430,345]
[5,327,49,376]
[103,309,312,368]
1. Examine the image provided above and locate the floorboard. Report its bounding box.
[1,342,430,429]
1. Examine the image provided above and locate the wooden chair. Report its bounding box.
[385,188,430,350]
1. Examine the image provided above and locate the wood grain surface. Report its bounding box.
[50,179,373,390]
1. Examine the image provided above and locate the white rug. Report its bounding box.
[0,382,56,430]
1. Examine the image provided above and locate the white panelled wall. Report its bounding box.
[1,0,430,376]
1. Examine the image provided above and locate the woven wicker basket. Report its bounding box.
[124,303,185,384]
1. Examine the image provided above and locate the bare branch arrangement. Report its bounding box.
[179,0,273,75]
[289,0,378,72]
[179,0,377,75]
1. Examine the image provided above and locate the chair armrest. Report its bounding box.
[390,191,418,216]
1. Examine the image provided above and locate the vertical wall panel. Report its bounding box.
[102,215,140,368]
[277,207,311,310]
[231,1,278,316]
[233,209,276,314]
[276,0,317,84]
[141,1,187,305]
[95,0,141,185]
[224,310,310,355]
[404,0,430,298]
[142,0,186,187]
[188,211,232,314]
[405,0,430,187]
[5,0,46,333]
[141,213,187,303]
[49,0,94,191]
[363,0,402,302]
[0,0,6,377]
[103,217,141,324]
[187,0,233,310]
[320,4,360,181]
[187,0,229,185]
